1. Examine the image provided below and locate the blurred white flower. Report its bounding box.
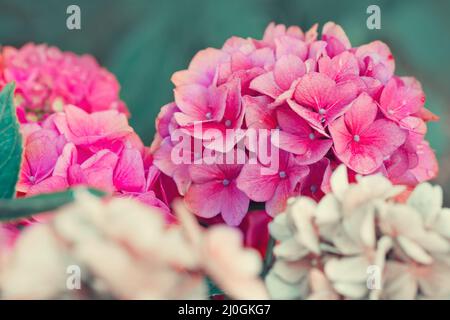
[1,190,267,300]
[265,165,450,300]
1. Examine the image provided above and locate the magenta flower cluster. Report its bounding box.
[0,43,128,123]
[152,22,438,226]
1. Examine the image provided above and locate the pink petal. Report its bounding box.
[328,116,352,155]
[222,78,243,126]
[220,183,250,226]
[243,95,276,130]
[287,99,327,136]
[274,36,308,60]
[18,129,61,192]
[174,84,210,117]
[189,163,224,183]
[273,55,306,91]
[322,22,351,49]
[356,41,395,83]
[294,138,333,165]
[155,102,179,139]
[55,105,132,145]
[276,105,312,136]
[28,176,68,195]
[79,150,119,192]
[344,93,378,134]
[185,181,225,219]
[171,48,228,87]
[113,148,146,192]
[265,179,293,216]
[411,141,438,182]
[236,163,279,202]
[363,119,407,156]
[318,51,359,81]
[249,72,282,99]
[293,72,335,111]
[53,143,77,178]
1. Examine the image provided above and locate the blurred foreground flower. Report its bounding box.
[0,43,128,123]
[265,165,450,300]
[0,191,268,299]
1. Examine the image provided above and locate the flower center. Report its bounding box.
[318,108,326,115]
[279,171,287,179]
[193,152,202,160]
[29,175,36,183]
[222,179,230,186]
[205,112,212,120]
[310,184,318,193]
[309,133,315,140]
[353,134,360,142]
[224,119,232,127]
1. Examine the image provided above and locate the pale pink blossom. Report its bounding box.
[1,192,267,300]
[265,165,450,300]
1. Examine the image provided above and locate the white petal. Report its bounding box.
[413,231,449,254]
[382,262,418,300]
[324,256,369,282]
[269,213,293,241]
[397,236,433,265]
[333,282,368,299]
[271,260,310,283]
[433,208,450,238]
[330,164,349,201]
[407,183,443,227]
[418,261,450,298]
[360,209,376,248]
[308,269,339,300]
[315,194,341,225]
[265,271,306,299]
[274,238,309,261]
[374,236,393,268]
[289,198,320,254]
[330,226,361,255]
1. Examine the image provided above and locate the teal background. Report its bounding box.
[1,0,449,202]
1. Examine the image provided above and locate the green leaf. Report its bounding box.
[0,188,105,221]
[206,277,224,298]
[0,82,22,199]
[262,236,275,278]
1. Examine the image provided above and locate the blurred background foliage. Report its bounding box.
[0,0,449,203]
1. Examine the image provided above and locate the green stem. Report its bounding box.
[262,236,275,277]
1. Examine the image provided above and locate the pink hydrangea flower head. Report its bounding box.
[17,107,175,222]
[0,43,128,123]
[152,21,439,226]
